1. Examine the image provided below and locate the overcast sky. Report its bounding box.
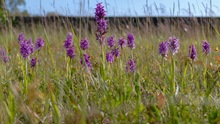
[19,0,220,17]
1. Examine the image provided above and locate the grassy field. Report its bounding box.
[1,4,220,124]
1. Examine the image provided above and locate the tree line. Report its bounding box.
[0,0,27,25]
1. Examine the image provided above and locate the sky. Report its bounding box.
[18,0,220,17]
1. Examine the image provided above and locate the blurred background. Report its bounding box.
[2,0,220,17]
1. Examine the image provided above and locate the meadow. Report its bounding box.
[1,3,220,124]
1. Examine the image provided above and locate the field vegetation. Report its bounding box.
[1,2,220,124]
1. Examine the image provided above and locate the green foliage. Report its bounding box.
[0,18,220,123]
[0,0,8,25]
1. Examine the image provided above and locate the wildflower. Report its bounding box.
[95,2,108,45]
[127,33,135,49]
[3,56,9,63]
[20,39,33,58]
[0,49,5,57]
[18,32,25,43]
[27,39,34,54]
[168,36,180,55]
[107,36,115,48]
[35,37,44,50]
[202,40,211,55]
[66,32,73,40]
[97,18,108,33]
[30,58,37,67]
[159,41,169,57]
[118,38,127,49]
[111,48,120,58]
[63,32,76,59]
[66,47,75,59]
[95,3,106,22]
[80,39,89,50]
[0,49,9,63]
[126,59,136,73]
[64,32,73,48]
[17,33,34,58]
[188,45,197,61]
[106,52,114,63]
[80,53,92,68]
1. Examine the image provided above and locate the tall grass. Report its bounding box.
[1,5,220,123]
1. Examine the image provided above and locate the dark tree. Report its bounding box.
[0,0,27,26]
